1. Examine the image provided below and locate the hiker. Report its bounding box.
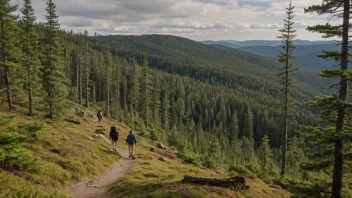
[97,110,103,123]
[110,126,119,151]
[126,130,137,159]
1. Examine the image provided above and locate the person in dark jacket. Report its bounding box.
[109,126,119,151]
[126,130,136,159]
[97,110,103,123]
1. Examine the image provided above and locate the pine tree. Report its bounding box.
[258,135,273,173]
[139,56,153,128]
[152,75,160,125]
[113,56,120,119]
[286,137,305,174]
[301,0,351,196]
[0,0,20,111]
[277,0,297,177]
[204,136,221,168]
[243,107,253,139]
[82,30,90,108]
[161,92,170,129]
[42,0,67,119]
[20,0,42,116]
[229,113,239,145]
[130,57,140,117]
[104,46,112,117]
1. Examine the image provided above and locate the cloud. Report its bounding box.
[10,0,334,40]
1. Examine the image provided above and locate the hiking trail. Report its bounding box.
[69,141,134,198]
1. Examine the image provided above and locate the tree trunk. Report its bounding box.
[79,56,82,106]
[105,64,109,117]
[182,175,249,190]
[76,52,79,103]
[28,81,32,116]
[5,66,12,111]
[116,64,119,119]
[92,79,96,103]
[332,0,349,197]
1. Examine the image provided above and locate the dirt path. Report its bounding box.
[69,150,133,198]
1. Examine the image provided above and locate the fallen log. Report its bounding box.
[65,118,81,124]
[182,175,249,190]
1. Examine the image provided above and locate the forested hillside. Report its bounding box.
[91,34,322,168]
[1,0,351,197]
[236,44,339,70]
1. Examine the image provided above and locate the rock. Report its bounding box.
[150,148,156,153]
[88,136,94,141]
[95,128,105,135]
[158,156,167,162]
[170,146,177,151]
[157,143,166,149]
[65,118,81,124]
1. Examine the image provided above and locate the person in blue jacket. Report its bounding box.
[126,130,136,159]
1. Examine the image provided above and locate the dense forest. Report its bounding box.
[0,0,351,197]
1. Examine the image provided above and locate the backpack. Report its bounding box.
[110,126,119,139]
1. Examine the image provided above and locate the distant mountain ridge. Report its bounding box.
[201,40,339,70]
[201,39,338,48]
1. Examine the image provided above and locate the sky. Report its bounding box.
[11,0,340,41]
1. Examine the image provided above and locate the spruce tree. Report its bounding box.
[42,0,67,119]
[130,57,140,117]
[0,0,20,111]
[104,46,112,117]
[277,0,297,177]
[161,92,170,129]
[152,75,160,124]
[139,56,153,128]
[242,107,253,139]
[301,0,351,196]
[258,135,273,173]
[228,113,239,145]
[113,56,120,119]
[20,0,42,116]
[82,30,90,108]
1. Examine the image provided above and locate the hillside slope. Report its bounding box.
[236,44,339,70]
[0,102,290,198]
[94,35,327,99]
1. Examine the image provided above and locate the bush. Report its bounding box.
[0,131,37,171]
[182,152,201,165]
[229,164,257,179]
[0,114,15,126]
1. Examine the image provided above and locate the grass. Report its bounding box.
[107,135,291,198]
[0,100,291,198]
[0,102,122,197]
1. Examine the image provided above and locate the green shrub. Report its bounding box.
[182,153,201,165]
[0,131,37,171]
[229,164,257,179]
[0,114,15,126]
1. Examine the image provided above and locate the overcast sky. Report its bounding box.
[11,0,340,41]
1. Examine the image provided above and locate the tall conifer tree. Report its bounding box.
[104,46,112,117]
[42,0,67,119]
[277,1,297,177]
[301,0,351,196]
[20,0,42,116]
[0,0,20,111]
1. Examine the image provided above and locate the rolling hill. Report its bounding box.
[237,44,339,70]
[201,39,337,48]
[94,34,330,98]
[200,40,340,70]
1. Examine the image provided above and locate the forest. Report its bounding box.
[0,0,351,197]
